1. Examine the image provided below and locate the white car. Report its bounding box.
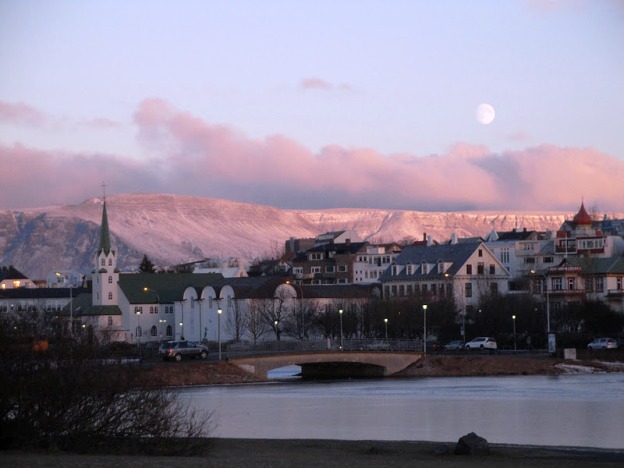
[465,337,497,350]
[587,338,618,350]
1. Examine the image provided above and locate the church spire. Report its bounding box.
[98,200,112,255]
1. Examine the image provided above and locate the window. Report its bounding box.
[568,277,576,291]
[108,292,113,300]
[585,278,593,292]
[166,325,173,337]
[596,277,604,292]
[465,283,472,297]
[422,284,428,293]
[501,250,510,263]
[398,285,405,296]
[108,258,112,266]
[311,266,321,274]
[108,275,113,284]
[325,266,335,273]
[524,257,535,264]
[490,283,498,295]
[151,326,157,337]
[478,249,483,257]
[431,284,437,296]
[337,265,347,272]
[543,256,554,264]
[466,264,472,274]
[552,277,563,291]
[477,263,484,275]
[101,258,105,266]
[489,265,495,275]
[107,316,113,326]
[617,277,622,290]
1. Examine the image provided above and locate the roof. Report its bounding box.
[60,291,122,316]
[563,256,624,275]
[118,273,223,303]
[301,284,381,299]
[308,241,368,254]
[380,242,483,281]
[0,265,29,282]
[0,286,89,300]
[572,202,592,226]
[210,276,292,299]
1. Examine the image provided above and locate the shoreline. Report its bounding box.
[3,438,624,467]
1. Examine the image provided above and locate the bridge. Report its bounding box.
[229,351,422,379]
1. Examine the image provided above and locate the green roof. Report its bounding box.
[119,272,223,304]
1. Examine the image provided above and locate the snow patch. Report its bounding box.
[556,363,606,374]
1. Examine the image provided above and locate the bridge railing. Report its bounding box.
[223,338,422,357]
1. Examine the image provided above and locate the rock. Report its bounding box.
[454,432,490,455]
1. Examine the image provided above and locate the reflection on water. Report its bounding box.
[179,374,624,449]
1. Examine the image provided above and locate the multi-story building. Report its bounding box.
[380,240,511,314]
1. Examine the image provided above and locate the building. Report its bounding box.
[380,241,511,314]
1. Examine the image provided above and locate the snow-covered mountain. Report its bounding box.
[0,193,572,280]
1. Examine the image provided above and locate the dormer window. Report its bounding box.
[406,262,413,275]
[391,264,398,276]
[421,261,428,275]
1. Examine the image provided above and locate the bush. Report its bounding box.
[0,316,214,453]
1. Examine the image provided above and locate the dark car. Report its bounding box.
[159,340,209,361]
[443,340,465,351]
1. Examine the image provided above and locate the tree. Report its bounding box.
[139,254,156,273]
[0,313,214,453]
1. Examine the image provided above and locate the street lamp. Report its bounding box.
[512,315,517,351]
[135,309,142,355]
[384,318,388,342]
[159,319,167,340]
[339,308,344,349]
[530,270,551,333]
[422,304,428,356]
[218,308,222,360]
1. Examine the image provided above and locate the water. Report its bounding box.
[179,373,624,449]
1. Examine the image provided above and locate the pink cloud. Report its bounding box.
[0,101,46,126]
[2,98,624,213]
[300,78,332,90]
[300,78,352,92]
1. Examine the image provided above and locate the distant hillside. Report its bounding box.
[0,194,572,279]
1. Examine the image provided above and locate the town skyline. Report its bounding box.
[1,1,623,211]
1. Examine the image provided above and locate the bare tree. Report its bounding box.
[244,299,269,344]
[0,313,215,453]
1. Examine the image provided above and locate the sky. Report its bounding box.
[1,0,623,212]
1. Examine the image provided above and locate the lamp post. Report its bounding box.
[339,308,344,349]
[135,309,142,356]
[384,318,388,342]
[159,319,166,341]
[286,280,305,340]
[531,270,551,334]
[422,304,428,356]
[512,315,517,351]
[218,308,222,360]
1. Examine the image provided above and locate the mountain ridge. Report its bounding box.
[0,193,581,280]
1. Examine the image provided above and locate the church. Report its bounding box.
[72,196,376,345]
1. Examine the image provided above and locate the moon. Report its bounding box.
[476,103,495,125]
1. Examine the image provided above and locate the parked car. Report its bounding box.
[587,338,618,350]
[465,337,497,350]
[444,340,465,351]
[426,340,442,352]
[159,340,209,361]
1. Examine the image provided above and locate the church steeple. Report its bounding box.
[93,185,118,307]
[98,200,112,255]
